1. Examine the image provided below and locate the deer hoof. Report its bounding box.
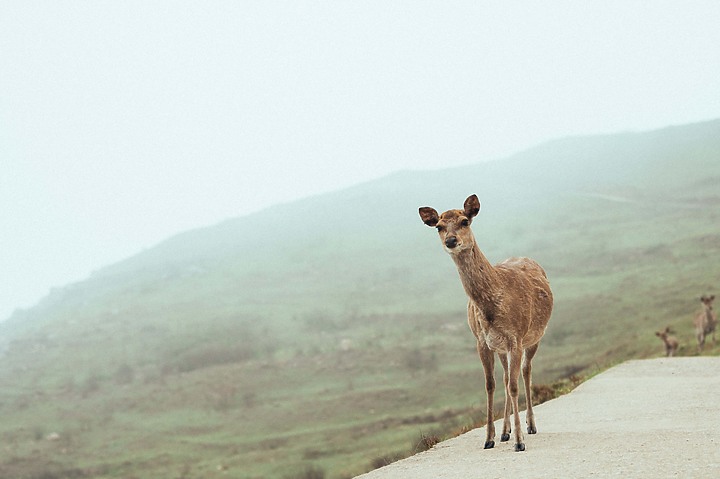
[527,425,537,434]
[514,442,526,452]
[500,433,511,442]
[484,440,495,449]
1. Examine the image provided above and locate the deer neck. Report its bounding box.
[451,242,499,310]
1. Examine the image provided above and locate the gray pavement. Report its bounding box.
[355,357,720,479]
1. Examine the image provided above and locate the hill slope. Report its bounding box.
[1,119,719,478]
[356,358,720,479]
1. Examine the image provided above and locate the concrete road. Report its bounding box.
[355,357,720,479]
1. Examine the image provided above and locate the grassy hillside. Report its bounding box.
[1,120,719,479]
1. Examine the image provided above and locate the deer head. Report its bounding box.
[655,326,672,340]
[700,295,715,309]
[419,194,481,254]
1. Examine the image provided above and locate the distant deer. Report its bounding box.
[419,195,553,452]
[694,295,717,353]
[655,327,678,357]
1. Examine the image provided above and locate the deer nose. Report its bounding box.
[445,236,458,249]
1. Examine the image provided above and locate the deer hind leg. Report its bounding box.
[697,331,705,353]
[498,353,512,442]
[508,347,525,451]
[523,343,539,435]
[476,339,496,449]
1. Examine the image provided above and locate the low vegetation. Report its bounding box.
[1,120,719,478]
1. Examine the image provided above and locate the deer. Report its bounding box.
[655,326,678,357]
[419,194,553,452]
[694,295,717,353]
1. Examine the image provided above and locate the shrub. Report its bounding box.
[242,391,258,409]
[402,348,439,373]
[370,451,407,470]
[414,432,440,452]
[80,374,100,397]
[283,464,326,479]
[532,375,584,405]
[206,384,238,412]
[301,310,341,332]
[113,363,135,385]
[32,426,45,441]
[173,344,256,373]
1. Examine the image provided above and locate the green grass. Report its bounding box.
[1,120,719,478]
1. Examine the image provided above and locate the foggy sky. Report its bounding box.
[2,1,720,321]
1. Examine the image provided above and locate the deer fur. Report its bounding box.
[419,194,553,452]
[655,326,678,357]
[694,295,717,353]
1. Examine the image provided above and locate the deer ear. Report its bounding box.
[464,194,481,219]
[419,207,439,227]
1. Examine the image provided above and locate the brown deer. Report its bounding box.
[655,326,678,357]
[694,295,717,353]
[419,195,553,452]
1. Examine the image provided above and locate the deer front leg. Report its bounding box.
[523,343,539,435]
[477,340,496,449]
[498,353,512,442]
[508,346,525,451]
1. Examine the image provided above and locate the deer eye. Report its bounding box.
[436,225,445,232]
[461,219,469,227]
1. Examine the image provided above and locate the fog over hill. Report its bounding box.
[5,2,720,327]
[4,118,719,332]
[72,118,720,269]
[0,119,718,478]
[2,118,718,348]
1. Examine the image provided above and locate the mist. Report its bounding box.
[3,3,720,477]
[2,1,720,322]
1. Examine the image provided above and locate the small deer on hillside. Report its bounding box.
[419,195,553,452]
[655,326,678,357]
[694,295,717,353]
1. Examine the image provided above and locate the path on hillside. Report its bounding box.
[355,357,720,479]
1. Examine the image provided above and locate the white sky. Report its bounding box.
[2,1,720,321]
